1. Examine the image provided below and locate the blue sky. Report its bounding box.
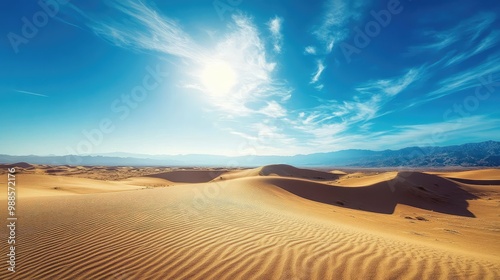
[1,0,499,156]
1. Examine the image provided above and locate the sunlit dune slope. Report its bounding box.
[436,169,500,185]
[0,165,499,279]
[0,174,143,198]
[217,164,342,181]
[433,169,500,180]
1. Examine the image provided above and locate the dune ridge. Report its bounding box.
[0,165,499,279]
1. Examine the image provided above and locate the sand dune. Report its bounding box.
[0,165,499,279]
[215,164,341,181]
[1,162,34,169]
[0,174,144,198]
[436,168,500,180]
[329,169,347,175]
[256,171,477,216]
[147,170,225,183]
[433,169,500,185]
[257,164,341,180]
[336,171,397,186]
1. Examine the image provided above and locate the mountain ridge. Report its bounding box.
[1,140,499,167]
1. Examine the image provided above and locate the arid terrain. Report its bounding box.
[1,163,499,279]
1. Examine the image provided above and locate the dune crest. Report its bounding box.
[0,165,498,279]
[216,164,342,181]
[146,170,225,183]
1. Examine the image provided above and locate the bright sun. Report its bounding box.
[201,60,237,96]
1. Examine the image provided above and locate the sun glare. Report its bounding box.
[201,60,237,96]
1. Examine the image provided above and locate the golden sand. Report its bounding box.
[0,164,499,279]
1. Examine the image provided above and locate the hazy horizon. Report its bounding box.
[1,139,499,158]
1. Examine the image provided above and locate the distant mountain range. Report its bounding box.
[1,141,499,167]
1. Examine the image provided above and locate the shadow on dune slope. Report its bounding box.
[266,171,477,217]
[258,164,342,180]
[147,170,225,183]
[444,177,500,186]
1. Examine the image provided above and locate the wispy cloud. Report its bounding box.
[253,122,296,145]
[63,1,291,119]
[444,30,500,67]
[349,115,500,151]
[230,122,298,155]
[66,0,204,61]
[304,46,316,55]
[409,13,496,57]
[356,68,423,97]
[289,114,499,154]
[428,54,500,99]
[258,100,287,118]
[310,60,326,84]
[267,16,283,53]
[55,0,499,156]
[206,15,290,116]
[313,0,366,54]
[400,12,499,109]
[304,0,367,93]
[338,68,423,122]
[15,90,48,97]
[408,32,458,54]
[286,67,427,152]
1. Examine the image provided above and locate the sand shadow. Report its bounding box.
[445,177,500,186]
[147,170,224,183]
[266,172,477,217]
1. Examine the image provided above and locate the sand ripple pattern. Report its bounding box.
[1,184,499,280]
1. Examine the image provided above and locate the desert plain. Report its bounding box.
[0,163,499,279]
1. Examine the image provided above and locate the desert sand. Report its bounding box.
[0,163,499,279]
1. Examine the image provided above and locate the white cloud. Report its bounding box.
[313,0,366,54]
[303,0,367,94]
[311,60,326,84]
[73,0,205,61]
[400,13,499,109]
[289,114,500,154]
[287,67,429,152]
[259,101,287,118]
[408,33,458,54]
[232,122,297,155]
[326,39,334,53]
[428,54,500,98]
[409,12,496,56]
[14,90,48,97]
[471,30,500,55]
[63,1,291,119]
[351,115,500,151]
[59,0,500,156]
[462,13,496,41]
[203,15,286,116]
[304,46,317,55]
[63,0,298,158]
[445,30,500,67]
[267,16,284,53]
[356,68,423,97]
